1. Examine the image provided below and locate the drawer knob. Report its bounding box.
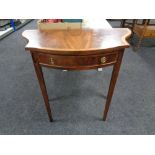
[101,57,106,64]
[50,58,54,64]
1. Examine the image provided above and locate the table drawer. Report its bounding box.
[37,53,118,69]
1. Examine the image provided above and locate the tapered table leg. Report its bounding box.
[103,50,124,121]
[31,53,53,122]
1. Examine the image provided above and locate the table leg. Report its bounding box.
[31,53,53,122]
[103,50,124,121]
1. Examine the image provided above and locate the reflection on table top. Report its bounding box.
[22,20,131,55]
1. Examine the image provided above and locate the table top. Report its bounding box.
[22,20,131,55]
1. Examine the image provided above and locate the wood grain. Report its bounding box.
[22,28,131,55]
[36,52,118,70]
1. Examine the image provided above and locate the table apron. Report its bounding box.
[35,52,119,70]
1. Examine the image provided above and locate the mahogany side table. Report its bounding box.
[22,24,131,122]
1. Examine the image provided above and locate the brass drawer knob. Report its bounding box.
[50,58,54,64]
[101,57,106,64]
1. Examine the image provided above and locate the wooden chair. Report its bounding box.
[121,19,136,32]
[132,19,155,50]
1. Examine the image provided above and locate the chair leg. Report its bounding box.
[132,34,143,52]
[134,36,143,51]
[121,19,126,27]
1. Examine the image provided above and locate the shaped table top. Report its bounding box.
[22,20,131,55]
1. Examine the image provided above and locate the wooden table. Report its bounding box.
[22,20,131,122]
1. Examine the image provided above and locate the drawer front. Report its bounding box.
[37,53,118,69]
